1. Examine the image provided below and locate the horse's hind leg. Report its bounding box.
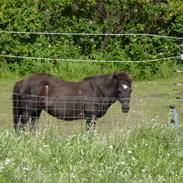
[30,109,42,132]
[14,111,23,134]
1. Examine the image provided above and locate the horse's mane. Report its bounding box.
[117,72,133,83]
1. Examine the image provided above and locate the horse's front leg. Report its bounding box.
[30,109,42,132]
[86,115,96,130]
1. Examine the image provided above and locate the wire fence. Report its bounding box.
[1,93,183,135]
[0,54,179,63]
[0,31,182,63]
[0,31,183,40]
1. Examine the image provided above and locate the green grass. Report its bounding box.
[0,123,183,182]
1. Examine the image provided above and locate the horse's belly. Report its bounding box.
[48,110,83,121]
[46,98,111,120]
[46,103,84,121]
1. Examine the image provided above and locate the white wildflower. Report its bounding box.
[4,159,11,166]
[121,161,126,165]
[128,150,132,154]
[109,145,113,150]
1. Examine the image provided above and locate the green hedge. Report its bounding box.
[0,0,183,79]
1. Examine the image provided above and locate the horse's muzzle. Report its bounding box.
[122,106,130,113]
[119,98,130,113]
[122,108,130,113]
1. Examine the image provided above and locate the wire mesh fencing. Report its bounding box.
[1,92,183,135]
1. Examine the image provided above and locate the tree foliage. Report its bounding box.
[0,0,182,79]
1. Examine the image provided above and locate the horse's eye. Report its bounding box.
[118,89,121,93]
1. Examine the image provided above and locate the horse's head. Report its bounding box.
[113,72,133,113]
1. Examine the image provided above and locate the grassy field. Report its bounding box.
[1,122,183,182]
[0,77,183,182]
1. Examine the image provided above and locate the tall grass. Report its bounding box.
[0,60,176,80]
[0,121,183,183]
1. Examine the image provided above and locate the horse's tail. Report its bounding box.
[12,81,22,131]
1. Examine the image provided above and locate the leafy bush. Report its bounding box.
[0,0,182,80]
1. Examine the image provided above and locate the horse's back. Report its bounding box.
[14,73,62,96]
[24,73,62,86]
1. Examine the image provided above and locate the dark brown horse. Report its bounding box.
[12,72,132,133]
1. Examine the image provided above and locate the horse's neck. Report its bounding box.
[102,77,118,96]
[89,77,118,99]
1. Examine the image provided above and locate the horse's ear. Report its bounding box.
[112,73,119,80]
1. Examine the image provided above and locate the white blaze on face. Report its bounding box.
[122,84,128,90]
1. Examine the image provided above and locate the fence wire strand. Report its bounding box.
[0,54,179,63]
[0,31,183,40]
